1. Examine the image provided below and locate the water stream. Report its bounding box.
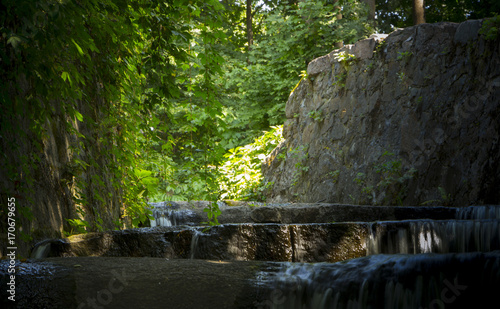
[366,205,500,255]
[190,229,202,259]
[260,205,500,309]
[27,204,500,308]
[366,219,500,255]
[258,252,500,309]
[150,204,197,227]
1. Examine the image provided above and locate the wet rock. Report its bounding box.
[193,224,293,261]
[291,223,368,262]
[251,207,282,223]
[150,201,458,226]
[5,252,500,309]
[0,257,267,309]
[29,206,500,262]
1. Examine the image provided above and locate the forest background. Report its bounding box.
[1,0,499,235]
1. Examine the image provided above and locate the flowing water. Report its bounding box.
[26,204,500,308]
[258,252,500,309]
[366,205,500,255]
[190,229,203,259]
[259,205,500,309]
[366,219,500,255]
[150,204,197,227]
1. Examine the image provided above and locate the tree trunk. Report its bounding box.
[361,0,376,21]
[246,0,253,50]
[413,0,425,25]
[334,0,343,49]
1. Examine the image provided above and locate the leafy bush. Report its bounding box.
[218,125,284,201]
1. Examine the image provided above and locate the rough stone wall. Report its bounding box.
[263,20,500,206]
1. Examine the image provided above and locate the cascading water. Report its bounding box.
[455,205,500,220]
[258,252,500,309]
[259,205,500,309]
[149,202,197,227]
[30,239,68,259]
[190,229,203,259]
[366,205,500,255]
[366,219,500,255]
[30,241,52,259]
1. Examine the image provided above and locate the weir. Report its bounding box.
[5,204,500,308]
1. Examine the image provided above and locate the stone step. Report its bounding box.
[2,252,500,309]
[149,201,464,226]
[32,218,500,263]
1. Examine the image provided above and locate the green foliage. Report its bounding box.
[308,110,324,122]
[66,218,91,235]
[480,15,500,40]
[333,71,348,89]
[203,202,222,227]
[397,51,413,62]
[221,0,373,138]
[289,145,310,187]
[218,125,284,201]
[0,0,228,234]
[352,151,417,205]
[329,170,341,183]
[374,151,417,205]
[421,186,453,206]
[376,0,500,33]
[332,51,357,92]
[335,51,358,65]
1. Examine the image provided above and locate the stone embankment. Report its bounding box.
[263,20,500,206]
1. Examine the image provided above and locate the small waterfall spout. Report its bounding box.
[190,229,202,259]
[30,239,68,259]
[149,202,196,227]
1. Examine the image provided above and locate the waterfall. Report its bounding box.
[190,229,202,259]
[366,220,500,255]
[366,205,500,256]
[260,252,500,309]
[259,205,500,309]
[455,205,500,220]
[30,241,52,259]
[150,203,196,227]
[30,239,67,259]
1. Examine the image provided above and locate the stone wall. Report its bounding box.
[263,20,500,206]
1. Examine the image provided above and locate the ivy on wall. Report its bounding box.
[0,0,226,236]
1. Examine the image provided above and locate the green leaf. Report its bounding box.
[72,39,84,56]
[7,36,22,48]
[75,111,84,122]
[61,71,70,82]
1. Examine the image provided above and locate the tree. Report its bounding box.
[246,0,254,49]
[361,0,376,21]
[376,0,500,33]
[0,0,228,235]
[413,0,426,24]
